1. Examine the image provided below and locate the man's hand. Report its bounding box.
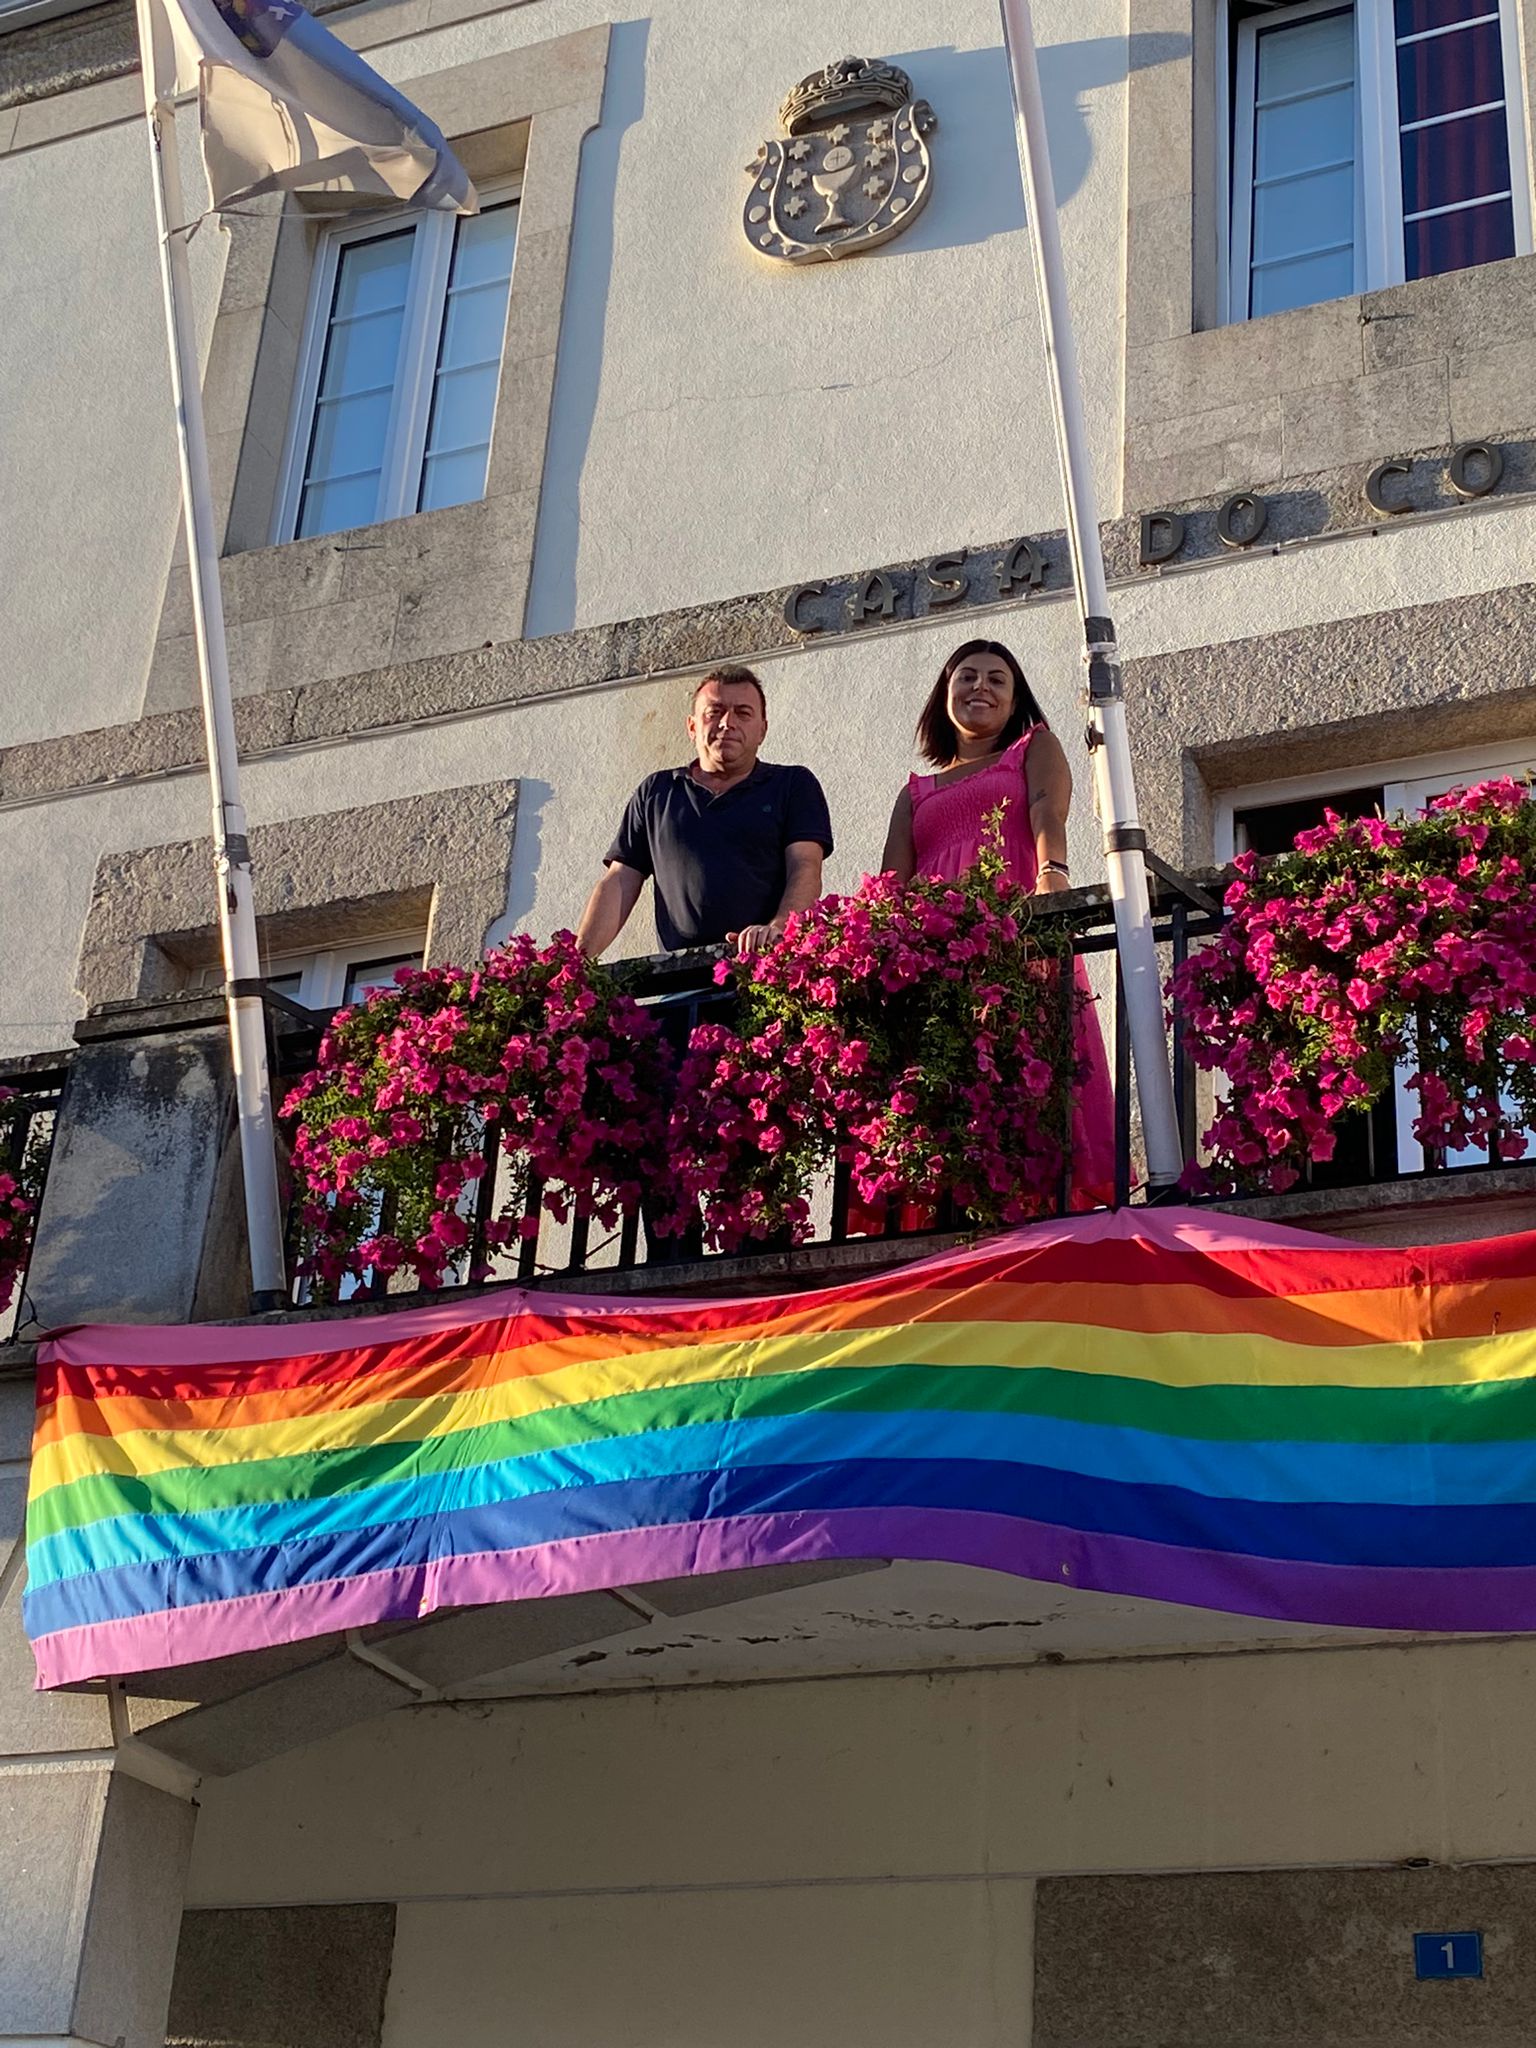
[728,921,782,957]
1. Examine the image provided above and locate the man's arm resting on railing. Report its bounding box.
[730,841,826,957]
[577,862,646,959]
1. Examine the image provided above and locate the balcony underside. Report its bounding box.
[111,1556,1418,1785]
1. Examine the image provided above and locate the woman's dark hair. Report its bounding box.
[915,640,1048,767]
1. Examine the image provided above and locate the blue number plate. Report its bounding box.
[1414,1932,1483,1980]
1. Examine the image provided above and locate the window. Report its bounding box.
[1220,740,1536,861]
[198,936,425,1012]
[275,198,519,542]
[1225,0,1532,321]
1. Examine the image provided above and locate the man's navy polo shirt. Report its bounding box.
[605,760,834,951]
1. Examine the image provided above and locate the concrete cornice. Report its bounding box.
[0,0,544,138]
[5,456,1536,811]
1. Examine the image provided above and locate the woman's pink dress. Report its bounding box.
[907,728,1117,1210]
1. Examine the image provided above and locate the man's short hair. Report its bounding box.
[691,665,767,716]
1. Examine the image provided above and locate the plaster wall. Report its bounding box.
[181,1638,1536,2043]
[190,1637,1536,1904]
[379,1882,1036,2048]
[8,492,1536,1061]
[1,0,1127,747]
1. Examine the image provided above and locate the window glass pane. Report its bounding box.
[298,228,415,539]
[1256,83,1354,182]
[316,310,408,398]
[1232,788,1385,859]
[1395,0,1497,33]
[297,473,383,539]
[1404,194,1516,276]
[1400,107,1511,214]
[331,231,414,318]
[1254,164,1356,262]
[423,362,501,454]
[1392,3,1515,285]
[307,390,394,482]
[265,971,306,1002]
[1252,246,1357,317]
[1255,9,1355,101]
[343,954,423,1004]
[436,284,515,373]
[419,446,493,513]
[415,202,517,514]
[453,206,520,288]
[1396,17,1506,123]
[1246,10,1357,315]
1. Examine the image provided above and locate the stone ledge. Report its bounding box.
[1223,1161,1536,1246]
[7,463,1536,812]
[0,1045,72,1081]
[1129,580,1536,860]
[166,1904,397,2048]
[73,993,235,1043]
[0,0,543,114]
[74,778,519,1008]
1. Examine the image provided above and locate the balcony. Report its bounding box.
[10,874,1536,1782]
[269,879,1206,1305]
[8,865,1536,1342]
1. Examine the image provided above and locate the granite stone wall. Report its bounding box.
[1035,1865,1536,2048]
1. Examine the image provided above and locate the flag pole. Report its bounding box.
[997,0,1183,1187]
[133,0,290,1307]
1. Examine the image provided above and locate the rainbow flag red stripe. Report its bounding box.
[25,1207,1536,1688]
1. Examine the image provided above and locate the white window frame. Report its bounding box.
[1214,737,1536,861]
[1223,0,1534,324]
[198,931,427,1011]
[1216,740,1536,1172]
[273,186,520,544]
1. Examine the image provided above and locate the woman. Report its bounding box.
[879,638,1116,1210]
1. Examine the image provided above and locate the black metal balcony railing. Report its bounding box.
[266,863,1536,1304]
[0,1053,69,1343]
[272,875,1233,1301]
[7,863,1535,1332]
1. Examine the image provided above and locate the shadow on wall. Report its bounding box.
[1039,30,1191,205]
[888,30,1193,255]
[488,778,553,945]
[524,16,650,643]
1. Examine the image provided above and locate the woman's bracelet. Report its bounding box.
[1043,860,1071,879]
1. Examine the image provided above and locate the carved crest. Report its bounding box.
[743,56,936,266]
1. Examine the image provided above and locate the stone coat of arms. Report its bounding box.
[744,56,936,265]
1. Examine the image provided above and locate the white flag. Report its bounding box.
[149,0,476,213]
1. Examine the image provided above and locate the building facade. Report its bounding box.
[5,0,1536,2042]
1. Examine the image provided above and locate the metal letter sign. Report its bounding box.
[1414,1932,1483,1980]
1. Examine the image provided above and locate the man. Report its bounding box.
[577,666,833,958]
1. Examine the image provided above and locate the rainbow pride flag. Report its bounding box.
[25,1208,1536,1688]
